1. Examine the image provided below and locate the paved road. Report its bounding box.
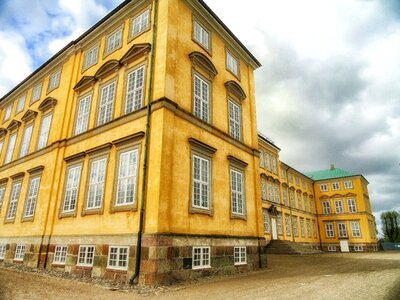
[1,252,399,299]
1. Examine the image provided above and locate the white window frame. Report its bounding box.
[6,181,22,220]
[48,69,61,91]
[77,245,95,267]
[259,150,264,168]
[193,74,210,123]
[271,157,277,174]
[37,113,52,150]
[261,179,267,200]
[3,104,12,122]
[131,9,150,38]
[334,199,344,214]
[31,83,42,103]
[351,221,361,237]
[325,223,334,238]
[230,168,245,215]
[338,222,348,238]
[285,214,291,236]
[354,245,363,252]
[228,99,241,140]
[86,158,107,210]
[83,45,99,70]
[265,152,271,171]
[347,198,357,213]
[234,246,246,265]
[191,154,210,210]
[105,28,122,55]
[300,218,305,237]
[263,210,270,233]
[226,50,239,76]
[97,81,116,126]
[292,216,299,236]
[282,188,288,206]
[0,244,6,259]
[306,219,311,238]
[312,220,317,238]
[74,94,91,135]
[62,165,82,213]
[344,180,353,189]
[14,244,25,261]
[320,184,328,192]
[332,182,340,191]
[193,20,210,50]
[19,124,33,158]
[277,213,283,235]
[107,246,129,270]
[23,176,41,218]
[322,201,331,214]
[192,246,210,269]
[4,133,17,164]
[53,245,68,265]
[116,149,138,206]
[0,186,5,209]
[328,245,336,252]
[274,184,280,203]
[125,66,145,114]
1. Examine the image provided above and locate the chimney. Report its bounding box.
[330,164,335,170]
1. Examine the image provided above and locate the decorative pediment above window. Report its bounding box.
[0,128,7,139]
[189,51,218,78]
[266,175,275,182]
[38,97,57,112]
[319,195,329,200]
[120,43,151,65]
[345,192,357,197]
[273,178,281,184]
[282,182,289,188]
[303,192,308,196]
[21,110,38,123]
[7,120,21,132]
[331,193,343,198]
[289,186,296,191]
[224,81,246,101]
[74,76,96,92]
[227,155,248,169]
[95,60,120,80]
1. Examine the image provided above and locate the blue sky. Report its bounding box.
[0,0,399,234]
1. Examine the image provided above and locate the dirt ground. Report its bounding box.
[1,252,399,300]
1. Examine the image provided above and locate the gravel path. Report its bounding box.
[1,252,399,299]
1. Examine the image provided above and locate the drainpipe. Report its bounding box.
[130,0,158,285]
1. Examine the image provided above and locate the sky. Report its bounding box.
[0,0,399,235]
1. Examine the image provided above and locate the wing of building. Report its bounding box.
[0,0,377,285]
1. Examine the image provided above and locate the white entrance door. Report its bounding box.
[340,240,349,252]
[271,217,278,240]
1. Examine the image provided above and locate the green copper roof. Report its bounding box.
[305,167,356,181]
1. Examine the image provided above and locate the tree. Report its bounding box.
[381,211,400,242]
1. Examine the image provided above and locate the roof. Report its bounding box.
[305,167,356,181]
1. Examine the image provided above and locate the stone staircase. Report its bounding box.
[266,240,323,254]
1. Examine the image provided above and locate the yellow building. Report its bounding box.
[0,0,265,285]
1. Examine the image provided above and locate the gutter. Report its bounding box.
[130,0,158,285]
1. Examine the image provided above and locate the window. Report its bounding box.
[3,104,12,122]
[304,195,309,212]
[281,168,286,180]
[31,83,42,102]
[53,245,68,264]
[116,149,138,206]
[289,190,295,208]
[48,69,61,91]
[338,222,347,237]
[328,245,336,252]
[325,223,334,237]
[320,184,328,192]
[334,199,344,214]
[344,180,353,189]
[274,184,280,203]
[300,218,305,237]
[297,192,302,210]
[347,198,357,213]
[191,154,210,210]
[131,9,149,37]
[285,214,291,236]
[228,99,241,140]
[322,201,331,214]
[193,74,210,122]
[23,176,41,218]
[83,45,99,70]
[277,214,283,235]
[62,165,82,213]
[86,158,107,209]
[259,150,264,168]
[97,82,116,126]
[332,182,340,191]
[271,157,277,174]
[107,246,129,270]
[261,179,267,200]
[226,51,238,76]
[267,182,273,202]
[230,169,244,215]
[125,66,145,114]
[292,216,299,236]
[263,210,269,233]
[310,198,314,213]
[14,244,25,261]
[306,219,311,238]
[282,188,288,206]
[193,20,209,50]
[288,173,293,184]
[234,246,246,265]
[312,220,317,238]
[265,152,271,171]
[0,186,5,209]
[350,221,361,237]
[77,245,95,266]
[4,133,17,164]
[354,245,363,252]
[0,140,3,158]
[105,28,122,54]
[37,114,52,150]
[74,95,91,135]
[295,177,300,186]
[0,244,6,259]
[192,246,210,269]
[6,182,22,220]
[19,125,33,157]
